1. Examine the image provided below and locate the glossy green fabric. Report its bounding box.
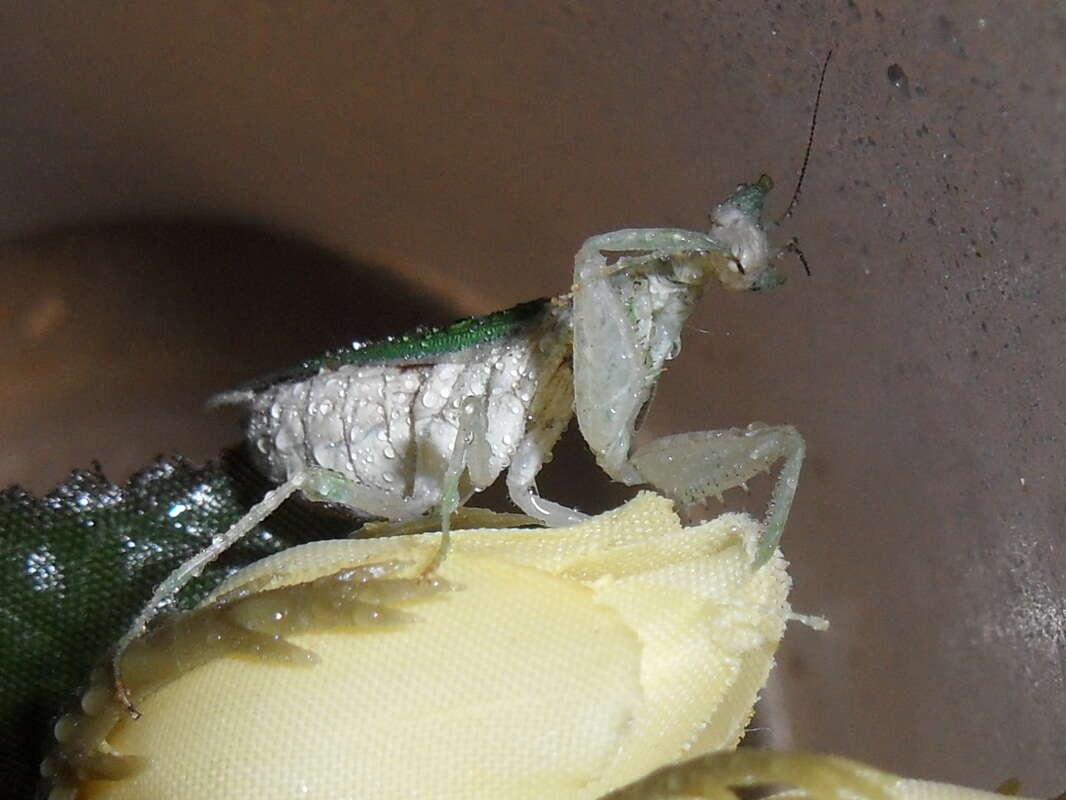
[0,452,350,797]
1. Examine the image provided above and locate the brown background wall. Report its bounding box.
[1,2,1063,793]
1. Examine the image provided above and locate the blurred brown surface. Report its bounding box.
[1,1,1064,793]
[0,220,449,491]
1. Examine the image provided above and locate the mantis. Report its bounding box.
[112,53,831,713]
[215,178,805,547]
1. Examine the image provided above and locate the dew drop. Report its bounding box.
[274,427,296,452]
[312,442,335,467]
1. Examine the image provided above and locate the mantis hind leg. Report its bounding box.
[113,465,442,713]
[630,423,804,567]
[112,473,309,714]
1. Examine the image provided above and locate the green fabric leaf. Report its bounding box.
[0,451,353,797]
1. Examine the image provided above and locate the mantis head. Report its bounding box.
[707,174,786,293]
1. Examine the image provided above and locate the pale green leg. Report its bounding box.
[427,399,478,570]
[506,360,589,526]
[574,227,723,283]
[630,423,805,567]
[114,464,444,712]
[113,473,308,714]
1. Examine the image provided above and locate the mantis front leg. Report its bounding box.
[629,423,805,567]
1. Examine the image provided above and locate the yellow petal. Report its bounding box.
[49,492,793,799]
[603,749,1042,800]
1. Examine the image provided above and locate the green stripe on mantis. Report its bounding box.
[246,297,551,389]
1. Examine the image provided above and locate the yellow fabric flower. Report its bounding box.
[45,492,1046,799]
[606,749,1041,800]
[58,493,791,798]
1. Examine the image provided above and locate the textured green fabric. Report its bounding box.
[0,451,353,798]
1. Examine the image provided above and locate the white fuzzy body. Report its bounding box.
[237,317,571,520]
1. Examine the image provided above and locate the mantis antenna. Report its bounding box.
[777,49,834,226]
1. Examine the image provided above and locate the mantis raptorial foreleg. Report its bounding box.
[630,423,805,566]
[567,182,806,570]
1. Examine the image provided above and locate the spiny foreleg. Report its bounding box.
[630,423,804,567]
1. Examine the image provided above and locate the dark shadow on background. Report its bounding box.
[0,217,451,492]
[0,215,631,512]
